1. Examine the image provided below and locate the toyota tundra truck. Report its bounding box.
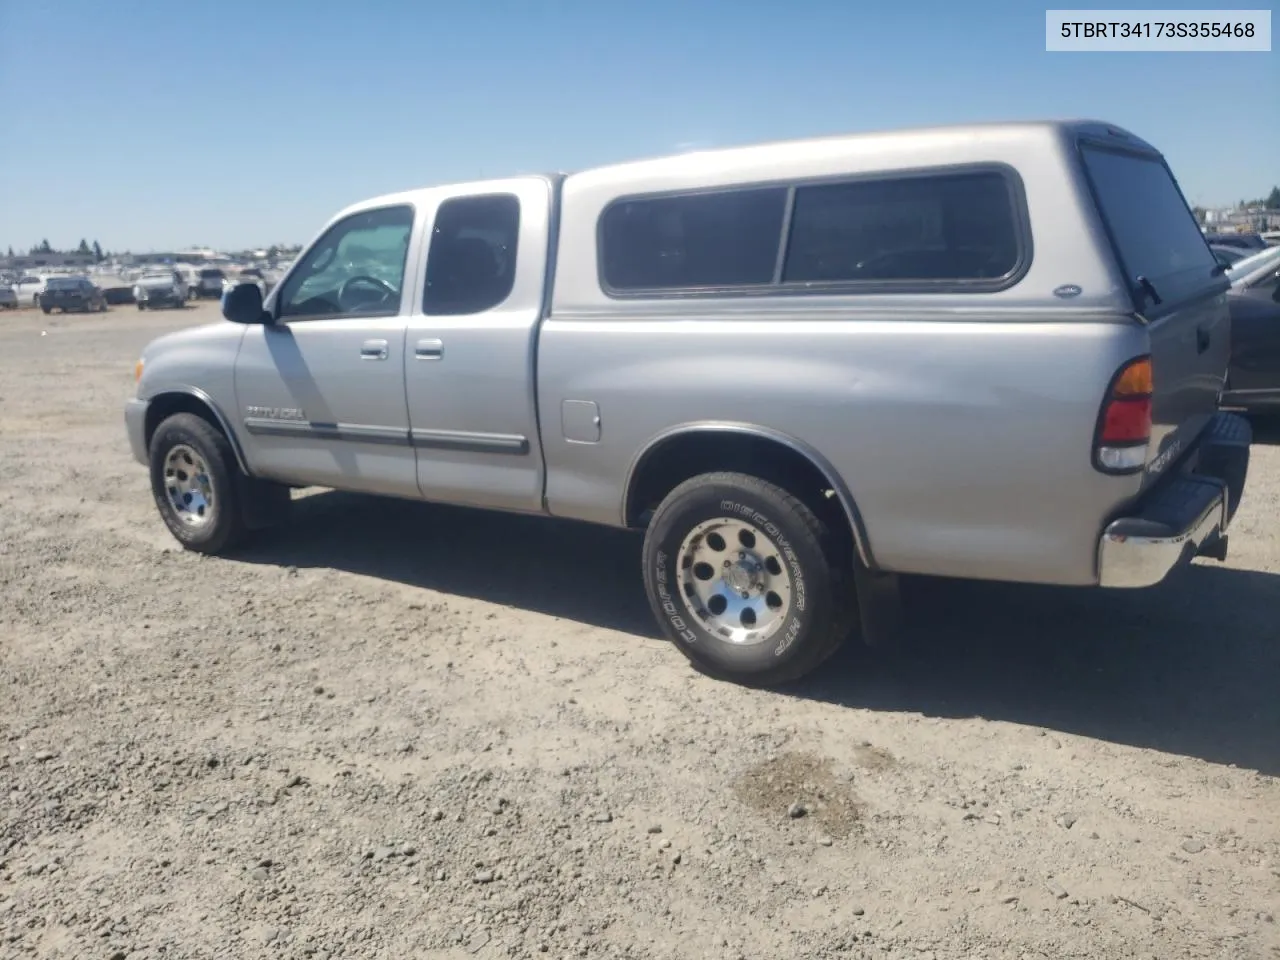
[125,120,1251,687]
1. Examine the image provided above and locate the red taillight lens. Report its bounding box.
[1094,357,1152,473]
[1100,396,1152,444]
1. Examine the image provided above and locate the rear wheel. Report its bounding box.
[642,471,855,687]
[137,301,146,310]
[148,413,248,554]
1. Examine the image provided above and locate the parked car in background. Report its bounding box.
[0,285,17,309]
[1221,245,1280,414]
[134,270,190,310]
[39,276,108,313]
[127,119,1250,687]
[1205,232,1269,252]
[193,268,228,299]
[1262,231,1280,247]
[14,275,47,308]
[224,267,270,297]
[1210,244,1251,268]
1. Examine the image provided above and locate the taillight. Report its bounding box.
[1094,356,1152,473]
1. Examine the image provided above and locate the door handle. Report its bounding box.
[415,338,444,360]
[360,339,388,361]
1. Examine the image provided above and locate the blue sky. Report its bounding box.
[1,0,1275,252]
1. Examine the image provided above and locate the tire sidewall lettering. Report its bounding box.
[773,615,804,657]
[654,548,695,645]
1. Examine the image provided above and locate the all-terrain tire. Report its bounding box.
[641,471,856,687]
[148,413,248,555]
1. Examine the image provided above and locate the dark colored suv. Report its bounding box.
[40,277,107,314]
[1204,232,1268,252]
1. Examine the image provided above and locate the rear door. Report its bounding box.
[403,178,553,513]
[1078,142,1230,481]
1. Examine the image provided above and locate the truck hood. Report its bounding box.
[139,321,247,370]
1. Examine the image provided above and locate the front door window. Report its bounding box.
[276,205,414,320]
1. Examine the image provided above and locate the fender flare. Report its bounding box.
[144,385,252,476]
[622,420,878,571]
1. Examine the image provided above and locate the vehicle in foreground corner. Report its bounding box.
[125,119,1250,687]
[1220,245,1280,414]
[1210,244,1251,268]
[39,276,108,313]
[0,285,17,310]
[134,270,190,309]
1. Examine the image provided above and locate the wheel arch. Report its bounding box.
[144,387,250,474]
[622,422,877,570]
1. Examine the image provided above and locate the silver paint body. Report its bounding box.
[127,120,1230,587]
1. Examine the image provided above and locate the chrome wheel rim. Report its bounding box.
[677,517,793,645]
[162,444,215,528]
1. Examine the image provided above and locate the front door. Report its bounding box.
[404,180,551,512]
[234,203,422,497]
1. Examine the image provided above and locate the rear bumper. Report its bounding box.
[1097,412,1251,588]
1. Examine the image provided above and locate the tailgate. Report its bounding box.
[1145,293,1230,479]
[1078,140,1230,487]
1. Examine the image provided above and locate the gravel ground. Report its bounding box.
[2,302,1278,960]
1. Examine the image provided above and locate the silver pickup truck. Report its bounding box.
[126,120,1251,687]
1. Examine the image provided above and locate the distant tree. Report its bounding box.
[32,239,53,254]
[76,238,91,255]
[1266,187,1280,211]
[5,246,12,258]
[92,240,104,262]
[1191,205,1207,224]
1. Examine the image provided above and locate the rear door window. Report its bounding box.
[423,194,521,315]
[1079,145,1218,308]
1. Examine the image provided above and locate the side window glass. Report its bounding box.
[784,172,1020,284]
[600,188,787,292]
[277,205,414,320]
[423,194,520,316]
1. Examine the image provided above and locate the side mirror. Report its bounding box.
[221,282,271,325]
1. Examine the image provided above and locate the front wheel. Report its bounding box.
[642,472,855,687]
[148,413,248,554]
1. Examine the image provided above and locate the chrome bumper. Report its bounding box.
[125,398,149,466]
[1097,412,1251,589]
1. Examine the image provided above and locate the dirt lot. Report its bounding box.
[2,301,1278,960]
